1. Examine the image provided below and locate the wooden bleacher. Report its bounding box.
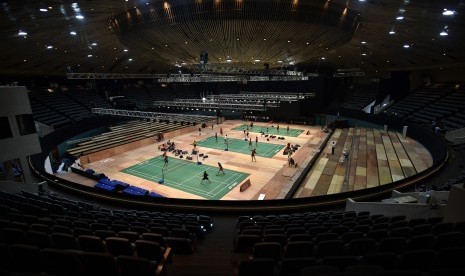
[67,119,215,164]
[294,127,433,198]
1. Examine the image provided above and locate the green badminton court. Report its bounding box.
[196,136,284,158]
[233,124,304,137]
[121,155,249,200]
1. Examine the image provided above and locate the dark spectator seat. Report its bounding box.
[234,235,261,253]
[347,238,376,256]
[78,235,106,253]
[362,252,397,269]
[322,256,359,270]
[166,237,194,254]
[407,234,435,250]
[398,249,435,271]
[298,265,340,276]
[118,255,157,276]
[118,231,139,243]
[263,234,287,246]
[141,233,167,247]
[284,241,314,258]
[94,230,117,240]
[26,230,53,248]
[279,257,316,276]
[378,237,407,253]
[52,232,79,250]
[9,244,43,273]
[252,242,281,261]
[315,240,345,258]
[435,231,465,249]
[135,240,165,262]
[105,237,134,256]
[288,234,313,242]
[41,248,82,276]
[79,252,119,276]
[238,258,275,276]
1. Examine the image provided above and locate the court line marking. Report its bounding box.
[123,156,248,198]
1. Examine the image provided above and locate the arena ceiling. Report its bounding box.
[0,0,464,76]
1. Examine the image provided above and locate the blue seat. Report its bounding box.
[95,182,116,192]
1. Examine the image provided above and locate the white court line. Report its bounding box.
[125,158,248,198]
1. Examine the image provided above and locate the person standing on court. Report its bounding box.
[217,162,225,175]
[251,148,257,162]
[220,127,223,135]
[331,141,336,155]
[193,140,197,149]
[255,136,258,146]
[164,153,169,167]
[201,170,211,184]
[215,132,218,142]
[277,125,280,132]
[248,137,252,148]
[287,125,289,134]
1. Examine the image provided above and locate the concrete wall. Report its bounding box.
[0,86,42,183]
[345,198,446,219]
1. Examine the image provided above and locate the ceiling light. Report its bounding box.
[361,41,366,44]
[123,49,128,52]
[396,16,404,20]
[254,59,260,62]
[46,45,53,49]
[40,8,48,12]
[321,57,326,60]
[277,60,283,63]
[361,53,367,56]
[440,31,448,36]
[226,59,232,63]
[287,40,291,43]
[88,54,92,57]
[389,30,396,34]
[48,6,52,9]
[403,44,410,48]
[129,58,133,61]
[18,30,27,36]
[91,42,97,46]
[306,42,309,45]
[70,31,77,35]
[75,15,84,19]
[442,9,455,16]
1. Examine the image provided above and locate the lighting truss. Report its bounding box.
[153,99,279,111]
[67,72,311,82]
[91,108,216,123]
[207,92,315,102]
[67,73,168,79]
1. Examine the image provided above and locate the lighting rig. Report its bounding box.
[91,108,216,123]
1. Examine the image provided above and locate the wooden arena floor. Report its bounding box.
[56,121,433,201]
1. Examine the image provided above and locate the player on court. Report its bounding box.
[255,136,258,146]
[164,153,169,167]
[287,125,289,133]
[217,162,225,175]
[251,149,257,162]
[201,171,211,184]
[215,132,218,142]
[249,138,252,148]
